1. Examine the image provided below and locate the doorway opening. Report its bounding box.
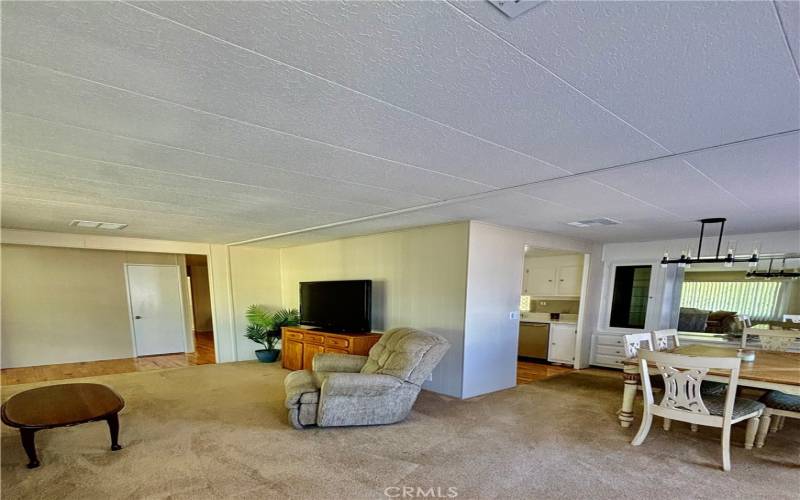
[185,254,216,364]
[516,246,589,384]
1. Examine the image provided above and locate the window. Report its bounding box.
[680,281,783,321]
[609,265,652,329]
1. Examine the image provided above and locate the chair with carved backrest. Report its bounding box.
[742,327,800,448]
[652,329,727,404]
[631,350,764,471]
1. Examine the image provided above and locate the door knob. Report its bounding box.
[135,315,142,319]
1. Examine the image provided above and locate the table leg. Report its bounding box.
[619,364,640,428]
[106,413,122,451]
[20,429,39,469]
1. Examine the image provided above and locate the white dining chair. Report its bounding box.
[651,328,680,350]
[631,350,764,472]
[744,328,800,448]
[623,332,654,359]
[652,329,726,406]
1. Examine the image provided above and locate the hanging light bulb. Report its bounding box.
[677,249,688,268]
[748,241,760,268]
[724,240,736,268]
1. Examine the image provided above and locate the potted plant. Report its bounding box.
[244,305,300,363]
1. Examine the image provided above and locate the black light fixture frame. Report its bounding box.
[660,218,759,267]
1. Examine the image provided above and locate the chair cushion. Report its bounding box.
[704,395,764,419]
[760,390,800,412]
[700,381,727,396]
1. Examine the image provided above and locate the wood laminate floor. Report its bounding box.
[0,331,216,386]
[516,359,574,384]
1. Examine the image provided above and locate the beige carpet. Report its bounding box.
[1,362,798,499]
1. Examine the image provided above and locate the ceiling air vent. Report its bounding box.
[70,220,128,230]
[567,218,621,228]
[488,0,543,19]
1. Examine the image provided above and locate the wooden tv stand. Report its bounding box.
[281,327,381,371]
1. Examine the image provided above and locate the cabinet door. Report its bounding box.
[556,265,582,296]
[548,324,576,364]
[303,343,325,370]
[528,266,557,296]
[283,339,304,370]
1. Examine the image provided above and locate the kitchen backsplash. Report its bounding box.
[527,299,580,314]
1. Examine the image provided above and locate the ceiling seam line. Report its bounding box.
[443,0,755,211]
[226,128,799,245]
[3,112,448,203]
[4,144,407,212]
[3,56,496,190]
[771,0,800,81]
[121,0,573,174]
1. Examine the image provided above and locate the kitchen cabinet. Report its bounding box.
[548,323,577,364]
[526,266,556,296]
[522,255,583,298]
[556,265,582,296]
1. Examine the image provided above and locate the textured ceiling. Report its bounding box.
[2,1,799,246]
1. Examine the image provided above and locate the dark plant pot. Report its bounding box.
[255,349,280,363]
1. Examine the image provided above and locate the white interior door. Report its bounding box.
[126,264,186,356]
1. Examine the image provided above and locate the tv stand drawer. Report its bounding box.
[303,333,325,345]
[325,337,350,349]
[285,331,303,341]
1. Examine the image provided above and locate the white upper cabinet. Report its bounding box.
[523,254,583,298]
[556,265,582,296]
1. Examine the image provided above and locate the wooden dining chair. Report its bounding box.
[631,350,764,471]
[743,328,800,448]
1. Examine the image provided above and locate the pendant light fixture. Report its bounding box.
[660,218,760,268]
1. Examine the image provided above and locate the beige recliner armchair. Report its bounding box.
[284,328,450,429]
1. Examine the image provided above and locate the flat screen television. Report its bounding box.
[299,280,372,332]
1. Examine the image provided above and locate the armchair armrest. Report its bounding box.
[312,353,368,373]
[321,373,403,398]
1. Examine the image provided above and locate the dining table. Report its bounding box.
[618,344,800,427]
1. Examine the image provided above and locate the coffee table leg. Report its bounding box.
[20,429,39,469]
[106,413,122,451]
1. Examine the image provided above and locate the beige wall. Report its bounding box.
[278,222,470,397]
[189,265,213,332]
[1,244,192,368]
[229,246,283,361]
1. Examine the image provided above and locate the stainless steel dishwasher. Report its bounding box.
[518,322,549,359]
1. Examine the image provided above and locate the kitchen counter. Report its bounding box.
[520,312,578,325]
[520,319,577,325]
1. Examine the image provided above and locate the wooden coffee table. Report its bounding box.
[1,383,125,468]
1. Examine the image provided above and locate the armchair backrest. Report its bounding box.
[361,328,450,385]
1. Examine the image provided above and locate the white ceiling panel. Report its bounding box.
[127,0,665,172]
[0,196,283,244]
[776,1,800,74]
[1,71,478,204]
[520,178,678,222]
[2,115,440,211]
[453,1,800,153]
[681,133,800,215]
[2,1,798,246]
[589,157,751,219]
[2,1,565,187]
[1,145,402,218]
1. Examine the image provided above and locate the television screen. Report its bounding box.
[299,280,372,332]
